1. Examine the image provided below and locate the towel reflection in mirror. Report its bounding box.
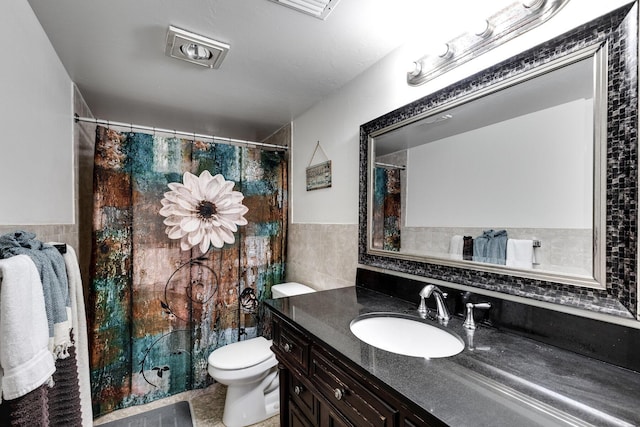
[450,232,536,269]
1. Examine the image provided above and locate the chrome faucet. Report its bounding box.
[418,285,450,322]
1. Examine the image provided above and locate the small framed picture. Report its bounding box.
[306,160,332,191]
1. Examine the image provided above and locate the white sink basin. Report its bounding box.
[350,313,465,358]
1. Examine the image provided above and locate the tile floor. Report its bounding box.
[92,383,280,427]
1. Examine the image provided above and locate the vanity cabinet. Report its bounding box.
[271,312,445,427]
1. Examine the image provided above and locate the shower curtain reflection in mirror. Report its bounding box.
[372,165,401,252]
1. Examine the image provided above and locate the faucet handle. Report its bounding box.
[463,302,492,330]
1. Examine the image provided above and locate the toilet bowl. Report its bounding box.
[207,282,314,427]
[207,337,279,427]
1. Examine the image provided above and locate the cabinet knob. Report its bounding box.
[334,388,344,400]
[294,385,303,395]
[283,343,292,353]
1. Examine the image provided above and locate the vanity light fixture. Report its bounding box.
[407,0,571,86]
[267,0,341,20]
[165,26,230,69]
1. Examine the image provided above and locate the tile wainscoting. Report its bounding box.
[286,223,358,291]
[0,224,78,250]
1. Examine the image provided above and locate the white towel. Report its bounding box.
[0,255,56,402]
[58,244,93,426]
[449,235,464,260]
[506,239,534,269]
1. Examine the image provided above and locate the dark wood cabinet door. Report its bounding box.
[290,400,315,427]
[289,373,315,423]
[318,398,354,427]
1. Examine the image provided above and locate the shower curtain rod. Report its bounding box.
[74,115,289,151]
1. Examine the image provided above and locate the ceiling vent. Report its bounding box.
[165,26,230,69]
[268,0,341,20]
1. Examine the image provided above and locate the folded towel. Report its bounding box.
[0,231,71,359]
[0,255,56,402]
[474,229,508,264]
[49,340,83,427]
[506,239,535,269]
[57,244,93,426]
[0,342,83,426]
[449,235,464,260]
[0,382,49,426]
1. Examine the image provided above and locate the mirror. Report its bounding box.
[372,53,604,288]
[359,3,638,318]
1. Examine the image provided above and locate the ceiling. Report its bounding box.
[27,0,514,142]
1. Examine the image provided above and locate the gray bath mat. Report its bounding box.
[99,401,193,427]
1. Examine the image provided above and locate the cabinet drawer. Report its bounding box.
[401,411,436,427]
[311,348,397,427]
[289,373,315,423]
[273,316,311,373]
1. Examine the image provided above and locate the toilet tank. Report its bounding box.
[272,282,315,298]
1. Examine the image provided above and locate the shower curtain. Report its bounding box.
[88,126,287,416]
[372,167,401,251]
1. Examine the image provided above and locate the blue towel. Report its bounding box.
[473,229,508,265]
[0,231,71,357]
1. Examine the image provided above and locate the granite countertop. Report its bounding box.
[266,286,640,427]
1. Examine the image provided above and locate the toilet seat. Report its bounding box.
[208,336,274,370]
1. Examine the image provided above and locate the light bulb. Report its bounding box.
[474,19,493,38]
[180,43,213,61]
[407,61,422,77]
[438,43,454,59]
[522,0,545,10]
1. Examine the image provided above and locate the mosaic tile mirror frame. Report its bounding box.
[359,3,639,319]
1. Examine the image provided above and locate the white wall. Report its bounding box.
[406,99,593,229]
[290,0,633,225]
[0,1,74,224]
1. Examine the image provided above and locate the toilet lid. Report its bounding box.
[208,336,273,370]
[272,282,314,298]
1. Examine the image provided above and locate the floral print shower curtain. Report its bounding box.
[88,126,287,416]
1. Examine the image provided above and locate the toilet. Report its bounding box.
[207,282,315,427]
[270,281,316,299]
